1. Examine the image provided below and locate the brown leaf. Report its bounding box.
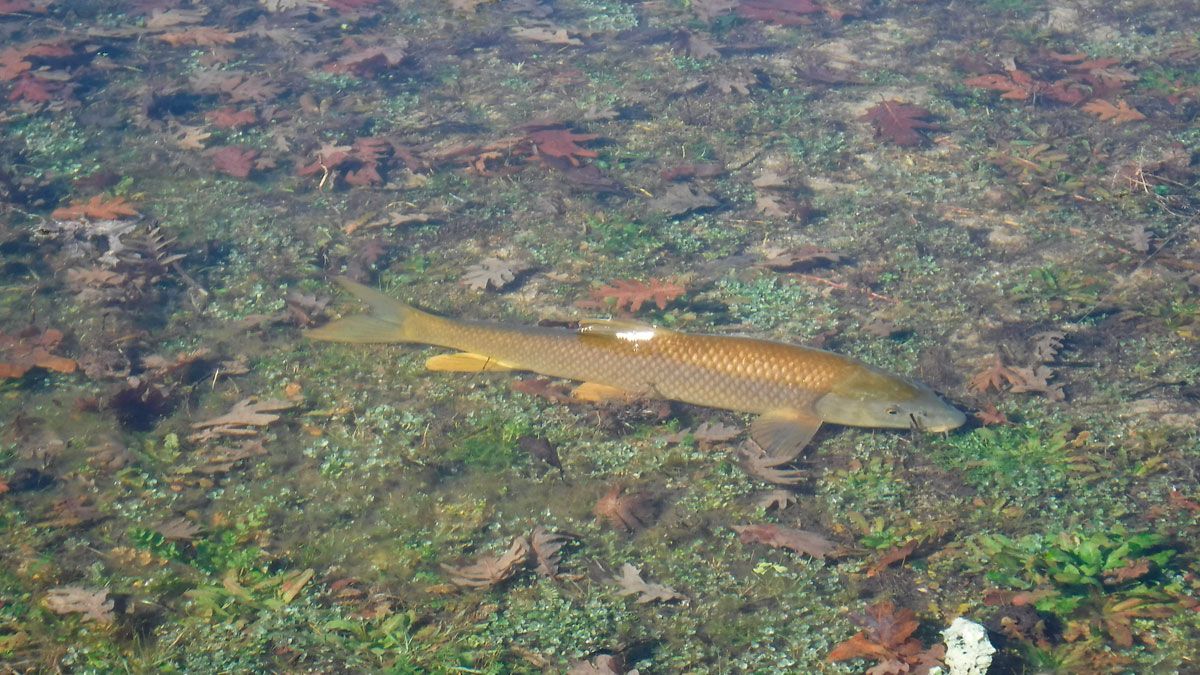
[736,0,824,26]
[1082,99,1146,124]
[586,279,685,314]
[189,397,294,442]
[828,601,934,672]
[156,517,202,541]
[593,484,654,531]
[43,586,114,624]
[659,421,742,446]
[967,354,1026,394]
[612,563,685,604]
[442,537,530,588]
[1006,365,1065,401]
[530,526,569,578]
[51,194,139,221]
[755,489,797,511]
[461,258,527,291]
[158,28,239,47]
[568,654,630,675]
[526,127,599,165]
[732,524,835,559]
[1102,558,1150,584]
[511,26,583,46]
[756,245,847,271]
[864,540,919,578]
[861,100,938,147]
[649,182,719,216]
[209,146,259,179]
[0,327,77,379]
[1031,331,1066,362]
[738,441,807,485]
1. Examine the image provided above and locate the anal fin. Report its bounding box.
[425,353,517,372]
[571,382,639,402]
[750,409,822,461]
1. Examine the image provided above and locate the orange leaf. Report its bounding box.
[51,194,140,221]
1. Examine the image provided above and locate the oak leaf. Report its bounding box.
[0,328,77,378]
[612,563,685,604]
[660,421,742,446]
[736,0,824,26]
[861,100,938,147]
[1081,98,1145,123]
[189,397,294,441]
[587,278,685,313]
[649,183,718,216]
[43,586,115,624]
[526,128,599,166]
[209,146,259,179]
[51,194,139,220]
[156,517,203,541]
[738,441,807,485]
[158,28,239,47]
[511,26,583,46]
[864,540,919,578]
[828,601,943,674]
[967,355,1025,394]
[530,526,569,578]
[461,257,527,291]
[206,108,256,129]
[594,484,654,531]
[733,524,835,559]
[756,489,797,511]
[442,537,530,588]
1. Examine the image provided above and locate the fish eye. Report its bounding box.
[885,406,900,415]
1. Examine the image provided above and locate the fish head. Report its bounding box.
[813,363,966,432]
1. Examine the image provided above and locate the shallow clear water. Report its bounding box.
[2,0,1199,672]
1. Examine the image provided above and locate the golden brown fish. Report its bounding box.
[307,278,965,457]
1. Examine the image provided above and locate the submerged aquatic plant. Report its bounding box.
[976,526,1191,648]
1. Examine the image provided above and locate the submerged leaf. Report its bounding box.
[612,564,685,604]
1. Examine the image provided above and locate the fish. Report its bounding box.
[306,277,966,458]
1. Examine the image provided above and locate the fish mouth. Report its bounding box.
[920,408,967,433]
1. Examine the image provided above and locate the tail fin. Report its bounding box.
[305,277,428,344]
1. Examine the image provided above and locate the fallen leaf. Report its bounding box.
[530,526,569,578]
[755,489,797,511]
[279,568,315,603]
[442,537,530,588]
[612,563,685,604]
[189,397,294,442]
[43,586,114,624]
[51,194,139,221]
[586,279,685,313]
[649,182,719,216]
[0,327,77,379]
[511,26,583,46]
[1082,98,1146,123]
[156,517,202,541]
[593,484,654,531]
[733,524,835,559]
[861,100,938,146]
[864,540,919,578]
[461,257,527,291]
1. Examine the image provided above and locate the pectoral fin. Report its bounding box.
[750,409,822,461]
[571,382,639,402]
[425,353,517,372]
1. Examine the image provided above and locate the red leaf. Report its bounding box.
[209,146,258,179]
[860,100,938,146]
[51,194,140,220]
[586,279,685,314]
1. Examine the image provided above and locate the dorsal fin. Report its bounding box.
[578,319,669,342]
